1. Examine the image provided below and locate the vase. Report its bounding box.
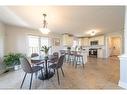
[44,53,48,59]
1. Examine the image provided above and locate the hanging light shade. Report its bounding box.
[39,13,50,34]
[39,27,50,34]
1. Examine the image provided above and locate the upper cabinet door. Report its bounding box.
[83,38,89,46]
[62,34,73,46]
[98,36,104,45]
[89,35,104,46]
[78,38,89,46]
[78,38,82,46]
[62,34,68,46]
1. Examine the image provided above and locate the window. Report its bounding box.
[28,36,39,57]
[40,37,49,47]
[40,37,49,55]
[27,35,50,57]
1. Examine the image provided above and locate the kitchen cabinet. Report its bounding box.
[83,38,89,46]
[98,48,104,58]
[78,38,82,46]
[62,34,68,46]
[98,36,104,45]
[68,36,73,46]
[78,37,89,46]
[89,35,104,45]
[89,37,95,45]
[62,34,73,46]
[78,38,83,46]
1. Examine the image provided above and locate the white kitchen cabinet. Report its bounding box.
[94,36,99,41]
[98,49,103,58]
[62,34,73,46]
[89,37,95,45]
[88,38,92,45]
[68,36,73,46]
[88,35,104,45]
[89,37,95,42]
[98,36,104,45]
[78,37,89,46]
[83,38,89,46]
[62,34,68,46]
[78,38,82,46]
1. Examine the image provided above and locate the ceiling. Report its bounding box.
[0,6,125,37]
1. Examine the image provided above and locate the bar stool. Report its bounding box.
[75,53,84,68]
[65,50,71,63]
[69,51,75,64]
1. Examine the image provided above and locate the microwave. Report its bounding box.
[90,40,98,45]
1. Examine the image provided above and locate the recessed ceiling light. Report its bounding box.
[86,29,99,36]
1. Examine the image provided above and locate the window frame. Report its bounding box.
[27,35,50,57]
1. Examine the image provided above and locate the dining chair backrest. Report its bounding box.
[60,50,65,55]
[56,55,65,69]
[31,53,39,58]
[53,52,59,62]
[20,57,32,73]
[53,52,59,56]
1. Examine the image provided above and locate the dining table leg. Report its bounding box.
[38,58,54,80]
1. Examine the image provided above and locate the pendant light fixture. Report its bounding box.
[39,13,50,34]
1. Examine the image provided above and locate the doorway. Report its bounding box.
[110,37,121,57]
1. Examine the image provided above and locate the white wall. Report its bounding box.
[0,22,5,57]
[5,25,63,55]
[118,7,127,89]
[0,22,5,74]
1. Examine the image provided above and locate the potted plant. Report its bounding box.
[40,45,51,58]
[67,47,71,53]
[67,47,71,50]
[3,53,23,70]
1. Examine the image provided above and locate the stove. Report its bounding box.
[89,48,98,58]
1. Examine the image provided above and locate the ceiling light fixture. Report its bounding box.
[86,29,97,36]
[39,13,50,34]
[90,30,96,36]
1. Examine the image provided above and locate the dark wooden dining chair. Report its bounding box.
[20,57,44,89]
[48,55,65,85]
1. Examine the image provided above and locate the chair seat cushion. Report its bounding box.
[31,66,43,73]
[31,60,44,65]
[48,64,57,69]
[35,61,44,65]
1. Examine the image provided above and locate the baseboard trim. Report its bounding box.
[118,80,127,89]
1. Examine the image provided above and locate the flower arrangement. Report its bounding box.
[40,45,51,56]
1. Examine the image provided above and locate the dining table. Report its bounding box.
[31,55,55,80]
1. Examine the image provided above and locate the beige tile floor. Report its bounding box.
[0,56,123,89]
